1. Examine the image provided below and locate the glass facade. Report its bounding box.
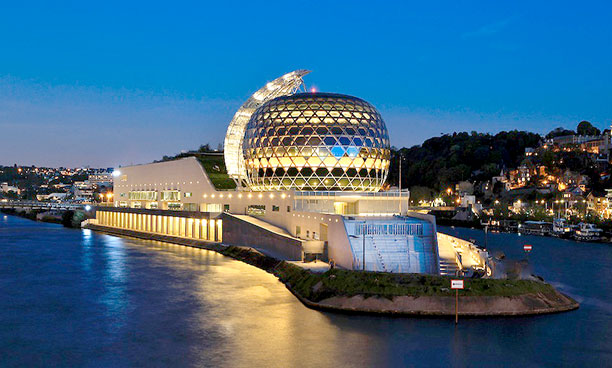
[243,93,390,191]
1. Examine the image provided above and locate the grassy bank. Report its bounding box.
[219,246,556,303]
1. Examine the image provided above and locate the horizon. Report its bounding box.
[1,1,611,167]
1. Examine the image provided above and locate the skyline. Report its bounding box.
[1,1,611,167]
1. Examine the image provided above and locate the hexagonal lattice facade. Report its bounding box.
[243,93,390,191]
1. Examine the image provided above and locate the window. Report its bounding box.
[203,203,222,212]
[306,230,310,238]
[287,205,291,212]
[168,202,182,210]
[296,226,301,237]
[247,205,265,216]
[223,204,230,212]
[128,191,157,201]
[272,205,279,212]
[184,192,192,198]
[161,190,180,201]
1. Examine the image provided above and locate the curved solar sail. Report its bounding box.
[224,70,310,181]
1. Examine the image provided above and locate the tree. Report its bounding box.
[545,127,575,139]
[577,121,600,136]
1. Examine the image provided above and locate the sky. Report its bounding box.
[1,1,611,167]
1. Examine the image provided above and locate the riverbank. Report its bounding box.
[85,223,578,317]
[1,208,62,224]
[436,217,611,244]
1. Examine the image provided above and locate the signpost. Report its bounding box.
[524,244,532,252]
[451,279,464,324]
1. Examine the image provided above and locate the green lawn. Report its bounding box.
[196,155,237,190]
[219,246,556,303]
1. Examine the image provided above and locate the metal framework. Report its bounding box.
[224,70,310,181]
[243,93,391,192]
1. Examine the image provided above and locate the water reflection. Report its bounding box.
[1,215,610,368]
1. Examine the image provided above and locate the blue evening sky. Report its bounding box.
[1,1,611,167]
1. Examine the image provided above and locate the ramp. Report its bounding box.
[221,213,305,261]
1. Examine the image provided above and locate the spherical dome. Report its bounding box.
[243,92,390,191]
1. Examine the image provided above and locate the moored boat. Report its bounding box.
[573,223,604,242]
[551,218,573,238]
[520,221,552,236]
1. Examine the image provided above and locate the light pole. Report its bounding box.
[362,221,366,271]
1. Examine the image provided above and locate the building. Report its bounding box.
[586,191,607,218]
[92,70,488,276]
[0,182,20,195]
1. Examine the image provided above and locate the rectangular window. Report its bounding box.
[128,191,157,201]
[203,203,222,212]
[247,205,266,216]
[184,192,192,198]
[272,205,279,212]
[119,201,128,207]
[168,202,182,210]
[161,190,181,201]
[287,206,291,212]
[223,204,230,212]
[296,226,301,237]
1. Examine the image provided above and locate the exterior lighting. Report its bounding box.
[242,93,390,192]
[281,194,286,199]
[85,205,91,211]
[112,170,121,177]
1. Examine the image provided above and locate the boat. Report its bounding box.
[520,221,552,236]
[573,223,604,242]
[551,218,573,238]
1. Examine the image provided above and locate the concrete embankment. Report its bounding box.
[302,290,578,317]
[85,223,579,317]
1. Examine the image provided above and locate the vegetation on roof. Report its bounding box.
[195,155,237,190]
[157,145,236,190]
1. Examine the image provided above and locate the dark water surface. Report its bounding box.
[1,214,610,367]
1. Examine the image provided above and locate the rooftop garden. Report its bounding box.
[195,155,237,190]
[157,145,237,190]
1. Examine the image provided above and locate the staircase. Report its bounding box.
[344,217,438,274]
[439,258,460,276]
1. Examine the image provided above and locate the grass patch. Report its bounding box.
[196,155,237,190]
[217,246,556,303]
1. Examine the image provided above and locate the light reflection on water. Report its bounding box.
[0,215,611,367]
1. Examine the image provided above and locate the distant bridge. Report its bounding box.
[0,200,88,211]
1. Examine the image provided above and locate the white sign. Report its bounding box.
[451,279,464,289]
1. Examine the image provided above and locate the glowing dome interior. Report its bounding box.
[243,92,390,191]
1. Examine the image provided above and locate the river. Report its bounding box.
[1,214,610,367]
